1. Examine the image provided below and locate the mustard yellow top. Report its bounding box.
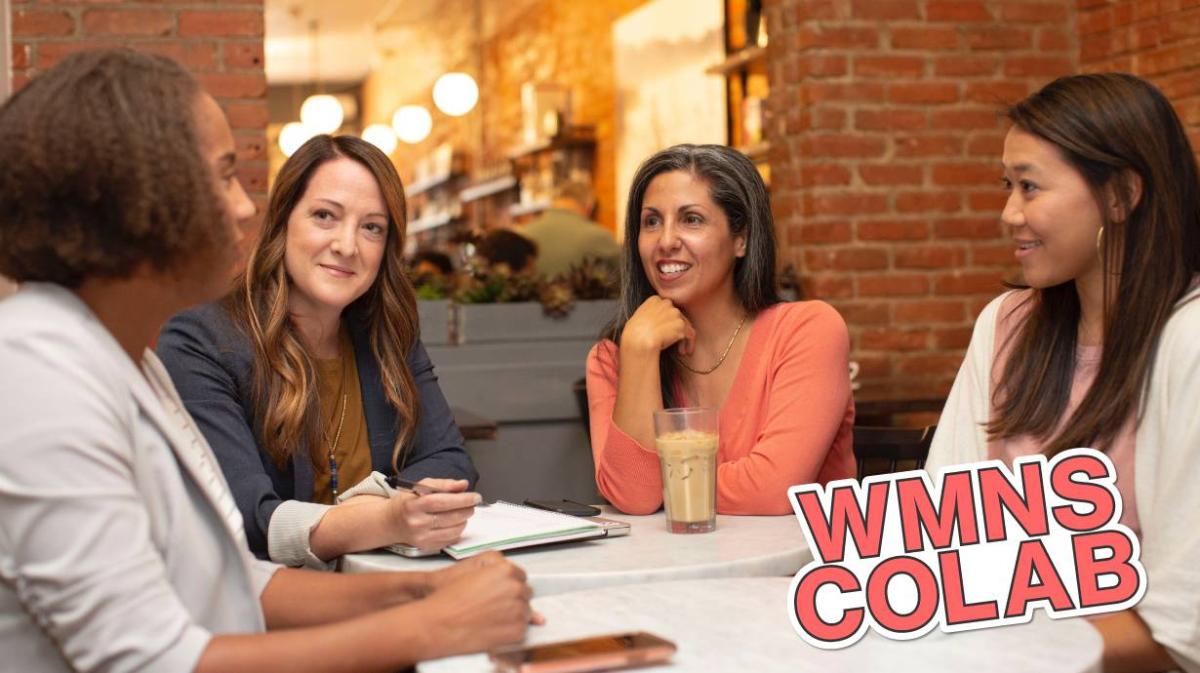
[311,327,372,505]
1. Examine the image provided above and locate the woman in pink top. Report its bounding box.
[926,74,1200,673]
[586,144,855,516]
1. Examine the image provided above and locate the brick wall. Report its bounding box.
[1077,0,1200,151]
[364,0,648,233]
[764,0,1077,400]
[10,1,268,217]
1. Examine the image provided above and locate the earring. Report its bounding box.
[1096,226,1104,257]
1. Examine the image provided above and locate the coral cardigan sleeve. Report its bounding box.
[586,340,664,515]
[714,302,852,515]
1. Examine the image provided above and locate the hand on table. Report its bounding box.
[424,553,538,655]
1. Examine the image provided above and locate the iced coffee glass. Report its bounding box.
[652,407,719,534]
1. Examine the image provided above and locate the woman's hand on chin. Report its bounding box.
[620,296,696,357]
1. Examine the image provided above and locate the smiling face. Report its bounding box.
[284,157,390,320]
[1001,127,1106,290]
[636,170,746,311]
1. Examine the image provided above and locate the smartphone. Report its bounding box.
[489,632,676,673]
[524,499,602,517]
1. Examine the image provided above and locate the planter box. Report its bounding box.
[416,299,453,345]
[454,299,616,344]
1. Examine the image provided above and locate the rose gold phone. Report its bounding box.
[488,631,676,673]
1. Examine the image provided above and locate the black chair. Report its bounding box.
[573,377,590,438]
[853,425,936,479]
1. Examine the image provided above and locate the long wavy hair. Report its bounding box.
[228,135,420,471]
[988,73,1200,454]
[601,144,782,407]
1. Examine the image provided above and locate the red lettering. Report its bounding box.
[939,550,999,625]
[793,565,864,643]
[897,471,979,553]
[1051,454,1116,531]
[866,557,939,634]
[979,463,1049,542]
[794,482,888,563]
[1074,530,1141,608]
[1005,539,1075,617]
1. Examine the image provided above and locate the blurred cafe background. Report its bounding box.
[2,0,1189,500]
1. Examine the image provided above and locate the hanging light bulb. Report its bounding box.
[392,105,432,144]
[432,72,479,117]
[362,123,398,155]
[300,94,344,134]
[279,121,316,157]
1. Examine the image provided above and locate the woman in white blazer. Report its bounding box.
[926,74,1200,672]
[0,49,533,672]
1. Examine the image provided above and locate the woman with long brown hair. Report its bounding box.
[158,135,479,567]
[0,48,531,673]
[926,73,1200,672]
[588,144,855,516]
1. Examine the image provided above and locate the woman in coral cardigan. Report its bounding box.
[587,144,855,516]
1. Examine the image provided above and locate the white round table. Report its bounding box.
[340,509,810,596]
[417,577,1103,673]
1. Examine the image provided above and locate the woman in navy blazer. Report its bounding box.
[159,135,479,568]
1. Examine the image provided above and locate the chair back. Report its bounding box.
[853,425,936,479]
[573,377,590,437]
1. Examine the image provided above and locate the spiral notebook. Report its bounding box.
[387,501,607,560]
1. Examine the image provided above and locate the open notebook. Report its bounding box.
[386,501,606,560]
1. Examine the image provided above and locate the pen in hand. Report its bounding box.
[386,476,488,506]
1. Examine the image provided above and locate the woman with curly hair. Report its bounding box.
[0,48,531,673]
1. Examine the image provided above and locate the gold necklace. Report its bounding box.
[676,314,748,376]
[325,336,350,499]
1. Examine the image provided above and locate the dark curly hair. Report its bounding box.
[0,48,225,288]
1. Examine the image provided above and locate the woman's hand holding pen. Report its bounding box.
[385,478,480,551]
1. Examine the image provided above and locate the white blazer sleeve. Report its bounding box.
[0,347,210,672]
[925,292,1008,475]
[1133,293,1200,673]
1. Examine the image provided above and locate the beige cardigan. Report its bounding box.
[0,284,280,672]
[926,285,1200,673]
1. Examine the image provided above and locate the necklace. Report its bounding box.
[326,393,348,499]
[676,313,748,376]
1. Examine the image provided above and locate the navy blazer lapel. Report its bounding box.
[350,323,400,475]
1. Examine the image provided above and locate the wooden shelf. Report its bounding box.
[459,175,517,203]
[407,171,462,197]
[407,212,461,234]
[506,127,596,161]
[705,45,767,75]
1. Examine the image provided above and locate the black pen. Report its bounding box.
[385,476,442,496]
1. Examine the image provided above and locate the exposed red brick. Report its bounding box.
[804,247,891,271]
[932,162,999,186]
[894,245,968,269]
[197,73,267,99]
[798,164,853,187]
[928,0,994,23]
[888,82,960,104]
[1003,56,1074,77]
[933,55,1000,77]
[223,42,264,70]
[932,327,974,349]
[13,9,75,37]
[896,355,966,377]
[858,274,930,296]
[890,27,960,50]
[83,9,172,37]
[934,217,1002,239]
[225,102,270,129]
[894,299,967,323]
[179,10,263,38]
[854,55,926,78]
[851,0,921,20]
[858,218,930,239]
[929,108,1003,130]
[858,165,924,186]
[860,328,929,351]
[1002,2,1070,22]
[790,221,853,244]
[895,191,962,213]
[806,192,890,215]
[803,276,856,299]
[800,135,887,158]
[965,27,1034,50]
[855,108,928,131]
[932,271,1008,295]
[12,44,31,70]
[835,302,893,325]
[894,135,965,157]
